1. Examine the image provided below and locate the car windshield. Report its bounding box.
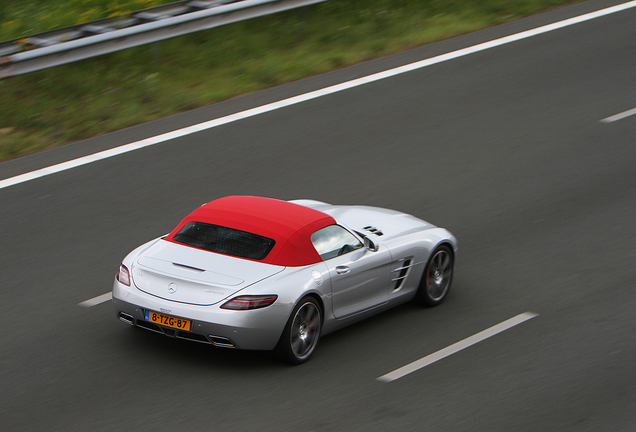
[172,221,276,260]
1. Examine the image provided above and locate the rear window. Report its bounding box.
[172,222,275,260]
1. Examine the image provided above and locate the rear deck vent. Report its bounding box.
[172,262,205,272]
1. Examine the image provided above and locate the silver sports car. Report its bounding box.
[113,196,457,363]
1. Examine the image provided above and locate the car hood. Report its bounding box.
[131,239,284,306]
[295,202,436,240]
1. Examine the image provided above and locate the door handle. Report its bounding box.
[336,266,350,275]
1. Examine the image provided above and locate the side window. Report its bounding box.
[311,225,363,261]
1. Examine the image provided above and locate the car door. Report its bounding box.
[311,225,393,319]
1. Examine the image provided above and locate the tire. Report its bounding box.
[276,297,322,365]
[416,245,454,307]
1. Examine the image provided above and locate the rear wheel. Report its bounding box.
[277,297,322,364]
[416,245,454,306]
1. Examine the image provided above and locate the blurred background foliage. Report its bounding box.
[0,0,578,161]
[1,0,172,41]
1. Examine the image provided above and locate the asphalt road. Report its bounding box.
[1,1,635,430]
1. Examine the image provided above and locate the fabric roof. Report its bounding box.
[165,196,335,266]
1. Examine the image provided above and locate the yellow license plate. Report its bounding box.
[145,310,191,331]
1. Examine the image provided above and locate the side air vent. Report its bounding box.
[391,258,413,290]
[363,226,384,236]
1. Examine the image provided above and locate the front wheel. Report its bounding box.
[416,245,454,307]
[276,297,322,364]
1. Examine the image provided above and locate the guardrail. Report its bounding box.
[0,0,325,79]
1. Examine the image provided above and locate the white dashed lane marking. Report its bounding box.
[377,312,539,382]
[78,292,112,308]
[600,107,636,123]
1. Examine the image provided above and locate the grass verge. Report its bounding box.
[1,0,580,162]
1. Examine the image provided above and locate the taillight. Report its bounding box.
[221,295,278,310]
[117,264,131,286]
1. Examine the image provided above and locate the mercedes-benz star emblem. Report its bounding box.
[168,283,178,294]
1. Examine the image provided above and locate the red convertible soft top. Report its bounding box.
[165,196,336,266]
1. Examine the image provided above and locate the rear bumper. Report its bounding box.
[112,280,288,350]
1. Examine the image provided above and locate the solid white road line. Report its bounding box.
[600,107,636,123]
[377,312,538,382]
[2,2,636,191]
[78,292,112,308]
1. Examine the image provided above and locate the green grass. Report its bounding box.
[0,0,173,41]
[0,0,580,162]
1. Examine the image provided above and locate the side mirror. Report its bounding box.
[364,236,379,252]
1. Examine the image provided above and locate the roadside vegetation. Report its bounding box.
[1,0,579,161]
[0,0,173,40]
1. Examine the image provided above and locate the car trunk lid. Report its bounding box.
[132,239,284,305]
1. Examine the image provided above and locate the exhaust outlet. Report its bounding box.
[118,312,134,325]
[209,335,235,348]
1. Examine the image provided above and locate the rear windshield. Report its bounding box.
[172,222,275,260]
